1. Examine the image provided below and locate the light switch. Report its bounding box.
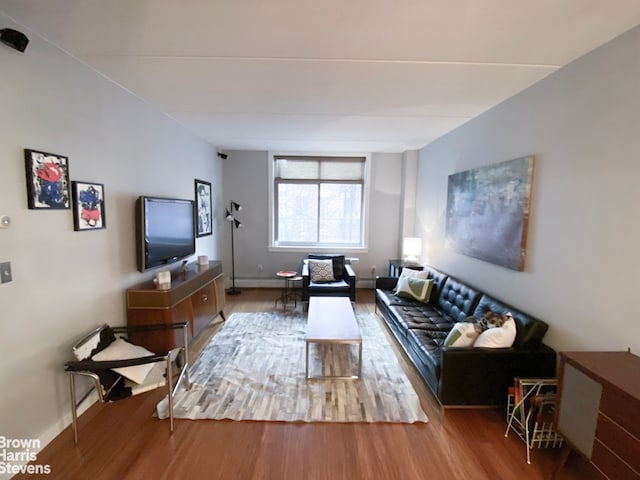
[0,262,12,283]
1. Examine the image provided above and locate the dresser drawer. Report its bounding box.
[592,439,640,480]
[596,413,640,473]
[600,387,640,440]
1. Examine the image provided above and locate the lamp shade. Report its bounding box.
[403,237,422,264]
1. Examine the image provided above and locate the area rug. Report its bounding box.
[156,311,428,423]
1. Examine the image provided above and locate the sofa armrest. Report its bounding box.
[438,344,557,406]
[375,276,398,291]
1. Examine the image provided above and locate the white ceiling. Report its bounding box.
[3,1,640,153]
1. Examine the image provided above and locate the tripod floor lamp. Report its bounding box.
[225,201,243,295]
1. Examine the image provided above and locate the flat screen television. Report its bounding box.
[135,196,196,272]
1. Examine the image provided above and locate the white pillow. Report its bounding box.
[443,322,480,347]
[92,338,156,384]
[473,318,516,348]
[308,259,335,282]
[396,276,434,303]
[397,267,429,283]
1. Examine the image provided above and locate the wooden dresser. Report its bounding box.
[554,351,640,479]
[126,260,225,353]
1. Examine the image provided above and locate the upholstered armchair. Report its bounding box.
[301,254,356,307]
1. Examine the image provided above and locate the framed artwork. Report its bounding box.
[445,156,534,271]
[71,181,106,231]
[24,149,71,209]
[195,179,212,237]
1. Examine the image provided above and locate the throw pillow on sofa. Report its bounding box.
[443,322,480,347]
[473,316,516,348]
[396,267,429,283]
[308,259,335,282]
[396,276,434,303]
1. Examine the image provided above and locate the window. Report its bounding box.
[270,154,369,250]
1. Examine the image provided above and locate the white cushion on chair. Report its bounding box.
[92,338,158,384]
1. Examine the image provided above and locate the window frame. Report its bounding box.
[268,152,371,253]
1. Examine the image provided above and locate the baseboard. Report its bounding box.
[40,389,99,448]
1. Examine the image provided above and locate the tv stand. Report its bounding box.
[126,260,225,352]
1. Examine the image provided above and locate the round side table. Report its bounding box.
[275,271,298,311]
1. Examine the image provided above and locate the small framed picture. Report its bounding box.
[24,149,71,209]
[195,179,212,237]
[72,181,106,231]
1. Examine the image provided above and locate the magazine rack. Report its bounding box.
[505,377,564,464]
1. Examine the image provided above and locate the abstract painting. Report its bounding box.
[445,156,534,271]
[72,181,106,231]
[24,149,71,209]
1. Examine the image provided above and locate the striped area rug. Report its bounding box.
[157,311,428,423]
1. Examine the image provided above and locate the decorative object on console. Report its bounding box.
[71,181,106,231]
[153,270,171,290]
[225,201,243,295]
[402,237,422,264]
[194,179,212,237]
[24,149,71,210]
[445,156,534,271]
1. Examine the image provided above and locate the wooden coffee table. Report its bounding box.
[305,297,362,379]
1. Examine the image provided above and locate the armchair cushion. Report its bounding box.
[308,254,345,280]
[308,259,335,282]
[91,338,156,384]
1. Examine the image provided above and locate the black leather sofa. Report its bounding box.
[375,265,556,406]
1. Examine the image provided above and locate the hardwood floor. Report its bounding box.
[19,289,598,480]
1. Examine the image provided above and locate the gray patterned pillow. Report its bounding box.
[309,259,335,282]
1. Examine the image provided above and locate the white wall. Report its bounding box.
[0,13,224,453]
[415,25,640,353]
[222,150,403,286]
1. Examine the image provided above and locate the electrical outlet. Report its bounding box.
[0,262,12,283]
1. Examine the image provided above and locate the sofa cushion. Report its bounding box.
[444,322,480,347]
[396,276,434,303]
[473,317,516,348]
[472,295,548,349]
[376,288,419,308]
[422,267,449,298]
[436,277,482,322]
[391,305,454,332]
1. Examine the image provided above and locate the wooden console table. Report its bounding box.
[553,351,640,479]
[126,260,225,353]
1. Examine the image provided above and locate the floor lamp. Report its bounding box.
[225,201,243,295]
